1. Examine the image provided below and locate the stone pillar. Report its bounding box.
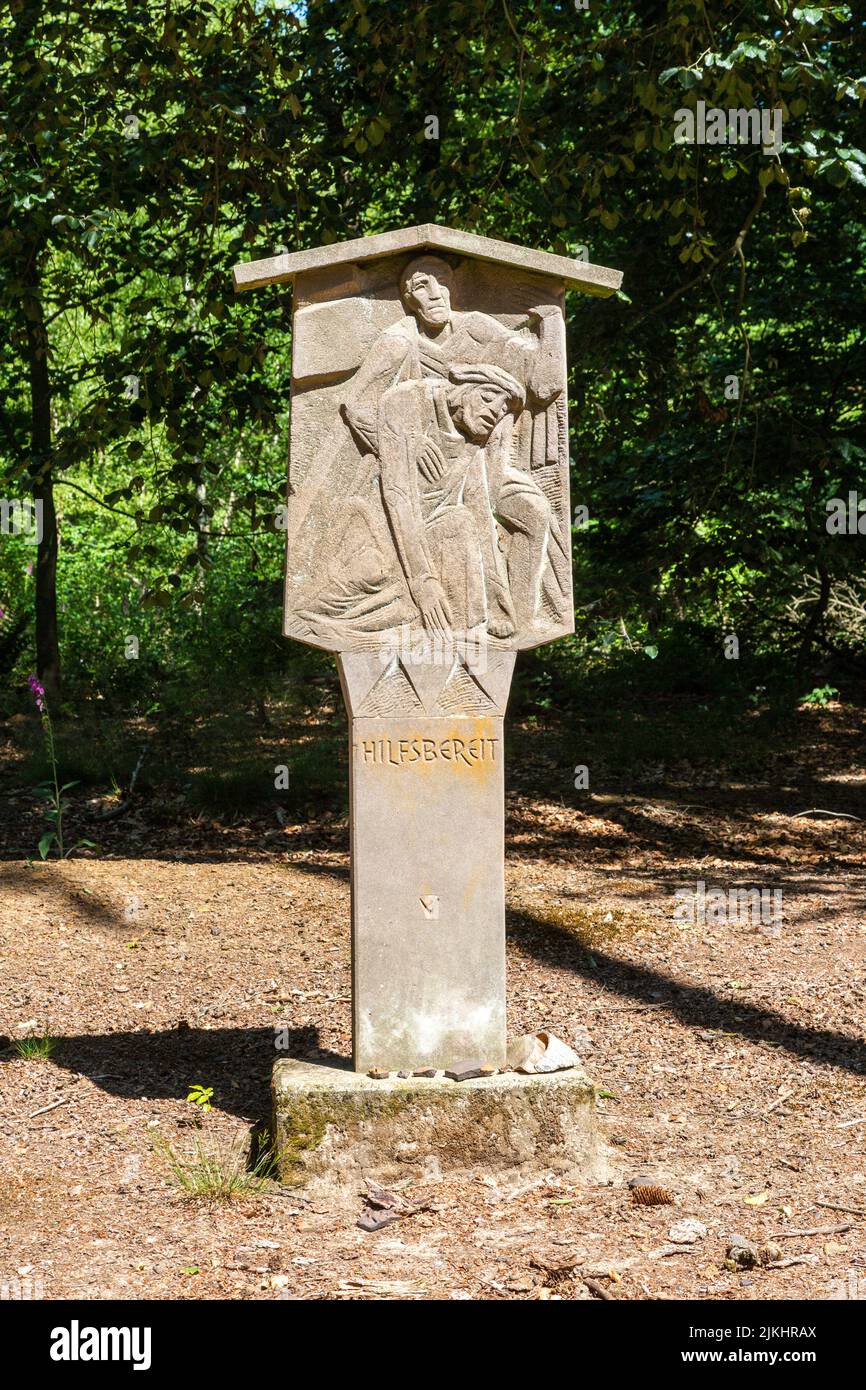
[233,225,622,1078]
[340,650,515,1071]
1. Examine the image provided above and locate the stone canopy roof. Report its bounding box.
[233,222,622,297]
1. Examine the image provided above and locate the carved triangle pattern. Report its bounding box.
[339,652,390,712]
[399,656,455,714]
[356,664,424,717]
[434,664,495,715]
[466,652,517,713]
[346,654,518,718]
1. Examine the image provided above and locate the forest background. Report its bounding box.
[1,0,863,818]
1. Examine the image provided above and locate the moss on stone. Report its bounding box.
[272,1065,598,1187]
[273,1085,428,1181]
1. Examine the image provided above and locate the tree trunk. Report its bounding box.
[22,261,61,704]
[195,479,210,569]
[796,564,831,683]
[33,477,60,703]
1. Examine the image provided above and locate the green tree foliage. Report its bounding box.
[0,0,863,708]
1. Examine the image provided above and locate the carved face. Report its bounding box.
[452,384,511,442]
[405,271,452,329]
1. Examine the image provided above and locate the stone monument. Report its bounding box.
[234,226,622,1190]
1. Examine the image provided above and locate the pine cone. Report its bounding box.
[630,1184,674,1206]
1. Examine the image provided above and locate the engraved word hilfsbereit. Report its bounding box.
[359,734,499,766]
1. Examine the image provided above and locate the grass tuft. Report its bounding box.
[154,1129,283,1201]
[13,1034,58,1060]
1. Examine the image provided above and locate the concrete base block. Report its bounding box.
[272,1057,603,1202]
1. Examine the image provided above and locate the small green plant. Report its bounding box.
[27,675,97,860]
[186,1084,214,1115]
[250,1127,283,1183]
[14,1034,58,1059]
[154,1131,283,1200]
[799,685,839,707]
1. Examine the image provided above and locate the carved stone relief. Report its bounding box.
[282,253,574,670]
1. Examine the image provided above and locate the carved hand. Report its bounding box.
[526,302,561,325]
[413,576,453,636]
[417,438,447,484]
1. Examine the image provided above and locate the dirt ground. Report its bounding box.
[1,703,865,1301]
